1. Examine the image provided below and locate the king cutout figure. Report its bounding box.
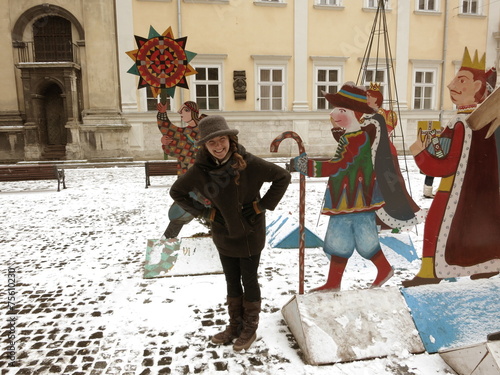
[403,47,500,287]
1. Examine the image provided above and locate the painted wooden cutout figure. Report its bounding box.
[367,82,398,156]
[157,101,207,239]
[292,82,394,292]
[363,84,423,230]
[402,47,500,287]
[157,101,203,175]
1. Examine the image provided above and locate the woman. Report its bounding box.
[170,115,291,351]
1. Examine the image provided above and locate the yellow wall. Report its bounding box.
[131,0,295,111]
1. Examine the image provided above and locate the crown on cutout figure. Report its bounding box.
[461,47,486,71]
[368,82,381,92]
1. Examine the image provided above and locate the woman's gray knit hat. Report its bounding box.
[196,115,239,145]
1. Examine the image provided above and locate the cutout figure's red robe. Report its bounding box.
[415,110,500,277]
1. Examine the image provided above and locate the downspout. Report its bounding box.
[439,0,449,123]
[177,0,184,105]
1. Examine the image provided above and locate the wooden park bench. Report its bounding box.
[145,160,178,188]
[0,164,66,192]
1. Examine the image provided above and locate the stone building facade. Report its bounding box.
[1,0,499,162]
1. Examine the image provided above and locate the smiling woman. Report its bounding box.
[169,114,291,352]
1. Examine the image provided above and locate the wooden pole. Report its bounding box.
[270,131,306,295]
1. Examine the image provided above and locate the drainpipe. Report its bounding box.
[177,0,184,105]
[439,0,449,123]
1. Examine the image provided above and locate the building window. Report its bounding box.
[252,55,289,110]
[460,0,479,14]
[417,0,438,11]
[33,16,73,62]
[315,67,341,110]
[258,67,284,111]
[366,0,390,8]
[193,65,222,110]
[316,0,342,5]
[254,0,287,6]
[146,86,171,111]
[413,70,435,109]
[362,68,387,98]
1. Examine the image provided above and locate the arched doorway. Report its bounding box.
[41,83,67,159]
[13,4,84,161]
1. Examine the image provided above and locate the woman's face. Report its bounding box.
[206,136,230,161]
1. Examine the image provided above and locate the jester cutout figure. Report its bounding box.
[403,47,500,287]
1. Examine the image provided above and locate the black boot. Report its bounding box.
[211,296,243,344]
[233,299,261,351]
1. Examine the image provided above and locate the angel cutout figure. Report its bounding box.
[157,101,208,239]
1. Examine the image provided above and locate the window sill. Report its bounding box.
[458,12,486,19]
[362,7,392,13]
[414,10,442,16]
[254,1,287,7]
[313,5,344,11]
[183,0,229,3]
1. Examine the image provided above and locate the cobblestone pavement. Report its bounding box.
[1,165,329,375]
[1,163,449,375]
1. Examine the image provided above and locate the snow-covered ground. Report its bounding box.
[1,157,461,374]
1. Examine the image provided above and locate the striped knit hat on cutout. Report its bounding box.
[322,81,375,114]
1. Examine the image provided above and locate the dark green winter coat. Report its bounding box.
[170,144,291,257]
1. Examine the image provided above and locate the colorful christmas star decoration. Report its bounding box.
[126,26,197,98]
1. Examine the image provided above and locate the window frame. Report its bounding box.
[311,57,346,111]
[459,0,480,15]
[252,55,290,111]
[412,67,438,110]
[256,66,286,111]
[361,67,389,100]
[254,0,287,6]
[192,63,223,111]
[144,86,172,112]
[415,0,439,12]
[32,15,73,62]
[316,0,342,6]
[188,54,227,111]
[365,0,390,9]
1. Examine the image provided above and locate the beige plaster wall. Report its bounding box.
[0,3,19,115]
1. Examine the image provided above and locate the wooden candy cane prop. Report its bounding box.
[270,131,306,295]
